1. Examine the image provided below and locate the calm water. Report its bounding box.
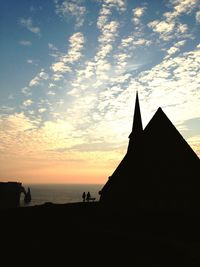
[20,184,103,207]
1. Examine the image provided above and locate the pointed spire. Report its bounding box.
[129,91,143,139]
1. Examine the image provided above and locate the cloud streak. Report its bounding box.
[19,40,32,46]
[19,17,40,35]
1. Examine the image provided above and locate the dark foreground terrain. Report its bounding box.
[1,202,200,266]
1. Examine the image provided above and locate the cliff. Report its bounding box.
[0,182,26,209]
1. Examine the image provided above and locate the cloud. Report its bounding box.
[95,20,119,62]
[72,18,120,91]
[21,87,32,96]
[0,109,125,180]
[97,6,112,29]
[148,20,175,40]
[167,46,179,55]
[132,6,146,25]
[0,113,38,134]
[19,40,32,46]
[39,71,49,80]
[19,17,40,35]
[61,141,123,152]
[187,135,200,157]
[48,43,58,51]
[95,20,119,63]
[67,32,85,62]
[95,43,113,60]
[117,5,150,55]
[148,0,198,42]
[165,40,186,57]
[0,106,15,114]
[51,32,85,75]
[52,73,64,81]
[196,11,200,23]
[55,0,86,28]
[17,0,198,161]
[117,34,151,71]
[114,53,131,72]
[71,43,200,154]
[51,62,71,73]
[47,91,56,96]
[148,19,189,41]
[38,108,47,113]
[120,37,151,49]
[103,0,126,12]
[125,44,200,126]
[1,0,200,184]
[27,59,33,64]
[48,83,56,88]
[120,36,134,48]
[0,113,68,157]
[48,43,61,58]
[29,76,40,87]
[23,99,33,107]
[29,69,49,87]
[26,59,38,66]
[167,0,199,19]
[98,20,119,44]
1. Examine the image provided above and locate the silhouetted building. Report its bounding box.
[0,182,26,209]
[100,92,200,211]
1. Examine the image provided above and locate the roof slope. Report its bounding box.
[100,96,200,209]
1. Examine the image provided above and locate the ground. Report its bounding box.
[1,202,200,266]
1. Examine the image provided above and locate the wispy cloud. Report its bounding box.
[51,32,85,75]
[165,40,186,58]
[29,69,49,87]
[19,17,41,35]
[19,40,32,46]
[55,0,86,28]
[38,108,47,113]
[21,87,32,96]
[196,10,200,23]
[23,99,33,107]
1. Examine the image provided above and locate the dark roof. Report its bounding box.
[100,94,200,208]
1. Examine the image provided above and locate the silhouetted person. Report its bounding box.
[86,192,91,202]
[82,192,86,202]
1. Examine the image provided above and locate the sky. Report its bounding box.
[0,0,200,184]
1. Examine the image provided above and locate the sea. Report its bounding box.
[20,184,103,207]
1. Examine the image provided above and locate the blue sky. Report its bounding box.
[0,0,200,183]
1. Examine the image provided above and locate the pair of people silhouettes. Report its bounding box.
[82,191,91,202]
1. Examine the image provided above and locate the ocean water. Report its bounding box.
[20,184,103,207]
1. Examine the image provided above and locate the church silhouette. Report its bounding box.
[99,92,200,211]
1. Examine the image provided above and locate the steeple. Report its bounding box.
[129,91,143,139]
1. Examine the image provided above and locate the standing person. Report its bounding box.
[86,192,91,202]
[82,192,86,202]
